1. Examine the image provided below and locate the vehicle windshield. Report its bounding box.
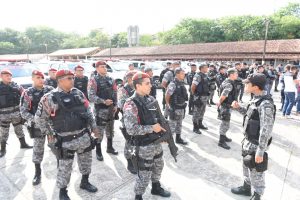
[0,63,38,77]
[110,62,130,71]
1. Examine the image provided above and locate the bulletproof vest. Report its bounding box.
[243,95,275,145]
[159,68,169,82]
[95,74,114,109]
[217,73,227,86]
[170,80,188,109]
[208,70,217,83]
[0,82,20,108]
[124,84,135,97]
[220,79,237,106]
[45,78,57,88]
[150,78,157,97]
[196,72,210,96]
[74,76,88,95]
[187,71,196,86]
[51,92,88,133]
[29,87,52,114]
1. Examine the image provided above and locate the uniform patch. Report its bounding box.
[265,107,273,115]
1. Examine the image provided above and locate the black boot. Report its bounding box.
[19,137,32,149]
[106,138,118,155]
[210,100,216,105]
[95,143,103,161]
[32,163,41,186]
[59,187,70,200]
[250,192,261,200]
[218,135,230,150]
[231,181,252,196]
[224,135,232,142]
[127,159,137,174]
[198,120,208,130]
[0,141,6,158]
[175,134,188,145]
[80,174,98,193]
[135,195,143,200]
[193,122,201,134]
[151,182,171,197]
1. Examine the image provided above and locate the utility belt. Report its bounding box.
[133,133,161,146]
[56,129,88,142]
[242,151,268,172]
[0,106,19,114]
[169,105,186,121]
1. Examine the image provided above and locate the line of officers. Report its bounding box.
[0,60,275,200]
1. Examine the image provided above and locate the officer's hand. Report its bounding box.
[216,102,221,107]
[105,99,113,106]
[92,128,101,138]
[47,135,55,143]
[152,123,166,133]
[231,101,240,109]
[255,155,263,163]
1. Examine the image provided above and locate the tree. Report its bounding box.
[111,32,128,48]
[0,42,15,54]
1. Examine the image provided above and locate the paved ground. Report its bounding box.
[0,89,299,200]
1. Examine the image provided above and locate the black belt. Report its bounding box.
[57,129,88,142]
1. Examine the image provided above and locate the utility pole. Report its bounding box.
[262,19,270,65]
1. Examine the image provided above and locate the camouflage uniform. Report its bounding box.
[0,81,25,143]
[123,93,164,196]
[44,78,57,88]
[74,76,89,99]
[35,87,97,189]
[186,71,196,114]
[88,73,117,143]
[233,94,275,197]
[162,70,175,117]
[20,85,54,164]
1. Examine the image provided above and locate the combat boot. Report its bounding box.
[59,187,70,200]
[193,122,201,134]
[32,163,41,186]
[175,134,188,145]
[224,135,232,142]
[135,195,143,200]
[218,135,230,150]
[210,100,216,105]
[95,142,103,161]
[231,181,252,196]
[198,120,208,130]
[250,192,261,200]
[80,174,98,193]
[19,137,32,149]
[0,141,6,158]
[106,138,118,155]
[127,159,137,174]
[151,182,171,197]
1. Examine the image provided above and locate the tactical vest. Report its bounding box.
[29,87,52,114]
[123,84,135,97]
[243,95,275,145]
[216,73,227,87]
[51,92,88,133]
[45,78,57,88]
[74,76,88,95]
[196,72,210,96]
[131,95,160,146]
[95,75,114,109]
[170,80,188,109]
[220,79,237,106]
[0,82,20,108]
[187,72,196,86]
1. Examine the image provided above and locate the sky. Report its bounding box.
[0,0,296,35]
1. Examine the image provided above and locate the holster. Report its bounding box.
[27,125,42,138]
[217,106,231,121]
[193,97,203,107]
[96,115,108,126]
[242,152,268,172]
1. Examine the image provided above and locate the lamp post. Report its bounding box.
[262,19,270,65]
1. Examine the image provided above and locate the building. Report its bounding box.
[49,47,100,60]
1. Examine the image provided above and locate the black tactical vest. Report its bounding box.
[243,95,275,145]
[187,71,196,86]
[123,84,135,97]
[0,82,20,108]
[51,92,88,133]
[220,79,237,106]
[170,80,188,109]
[216,73,227,87]
[196,72,210,96]
[29,87,52,114]
[45,78,57,88]
[74,76,88,97]
[95,75,114,109]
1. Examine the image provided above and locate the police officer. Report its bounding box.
[74,65,89,99]
[191,63,210,134]
[45,68,58,88]
[20,70,54,185]
[187,64,197,115]
[0,69,32,158]
[159,62,171,110]
[145,67,157,98]
[231,73,275,200]
[35,69,99,200]
[216,68,238,150]
[123,72,171,200]
[267,65,276,95]
[88,61,118,161]
[235,62,247,102]
[117,71,137,174]
[165,68,188,145]
[207,64,218,106]
[216,66,227,96]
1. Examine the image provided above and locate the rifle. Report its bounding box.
[147,100,178,162]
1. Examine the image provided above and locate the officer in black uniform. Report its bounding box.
[207,64,218,106]
[74,65,89,99]
[187,64,197,114]
[216,66,228,96]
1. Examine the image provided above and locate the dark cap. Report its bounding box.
[199,63,208,69]
[227,68,237,75]
[218,66,226,71]
[173,61,180,65]
[243,73,266,90]
[95,61,107,68]
[32,70,44,78]
[55,69,74,79]
[175,67,184,74]
[132,72,150,81]
[1,69,12,76]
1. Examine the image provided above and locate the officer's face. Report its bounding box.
[32,75,44,88]
[230,72,238,80]
[127,77,133,86]
[245,82,257,94]
[0,74,12,83]
[176,71,185,81]
[235,65,241,70]
[58,75,74,90]
[258,67,264,73]
[49,71,56,79]
[191,66,196,72]
[200,66,208,73]
[136,78,151,95]
[75,69,84,77]
[146,70,153,78]
[96,65,107,75]
[129,64,135,71]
